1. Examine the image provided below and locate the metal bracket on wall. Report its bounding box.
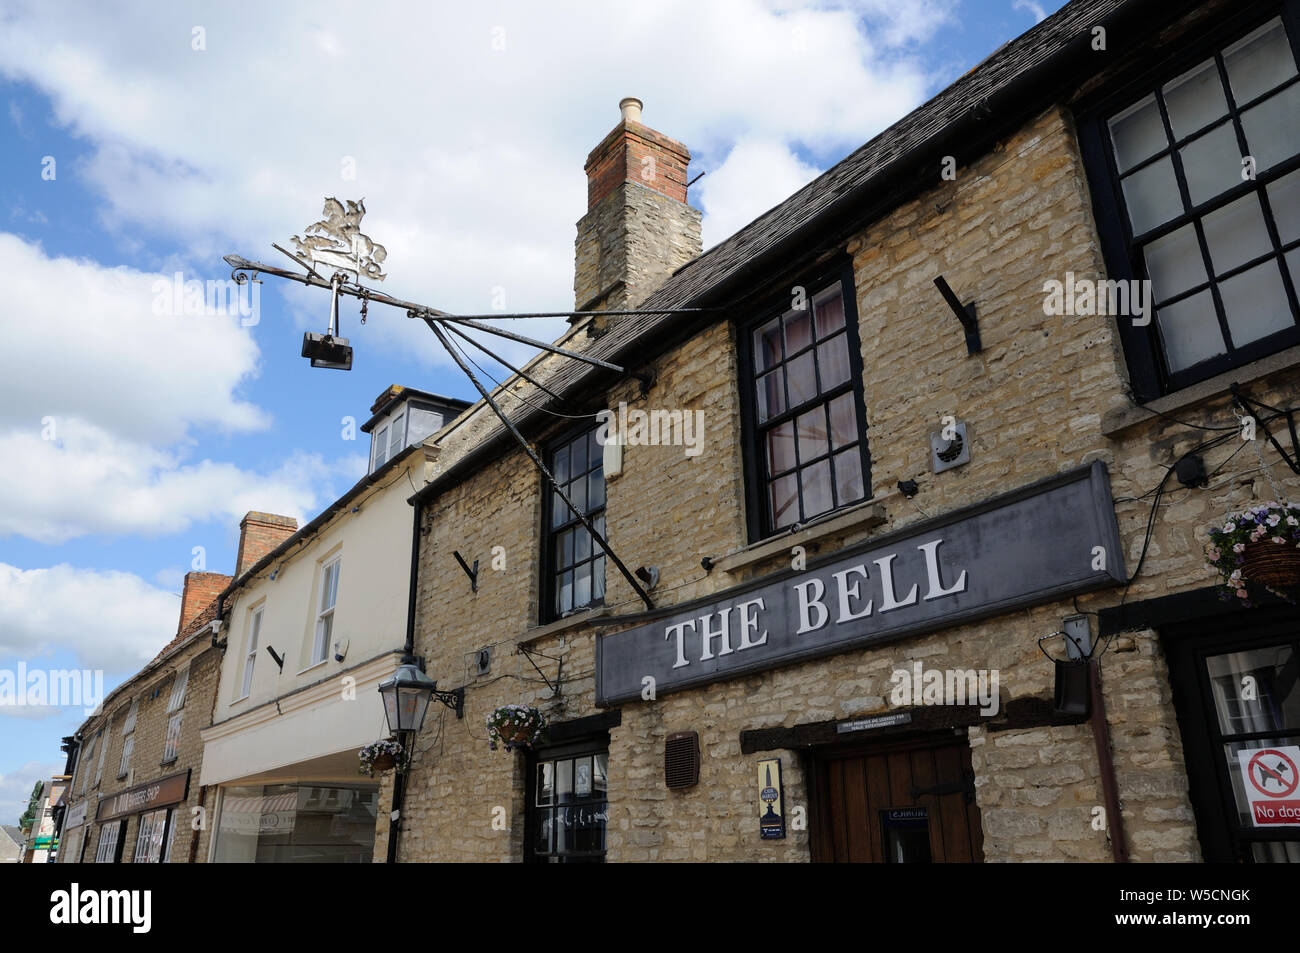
[933,275,981,355]
[453,550,479,592]
[516,644,563,697]
[1231,382,1300,475]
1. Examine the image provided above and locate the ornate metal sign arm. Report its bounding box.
[424,316,654,611]
[443,321,570,406]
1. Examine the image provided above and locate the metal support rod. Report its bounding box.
[438,315,626,373]
[444,321,571,405]
[424,317,654,611]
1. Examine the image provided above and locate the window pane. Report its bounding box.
[814,285,845,337]
[587,469,605,512]
[550,490,567,529]
[1179,122,1241,206]
[1266,168,1300,243]
[1203,193,1273,275]
[1220,260,1294,346]
[553,445,570,484]
[575,526,591,562]
[592,557,606,602]
[556,528,574,570]
[594,753,608,795]
[771,474,799,529]
[568,476,587,515]
[834,449,865,504]
[1206,645,1299,736]
[389,414,403,458]
[753,318,782,372]
[1163,59,1228,140]
[1143,223,1207,302]
[784,308,813,355]
[801,460,833,518]
[755,368,786,423]
[766,421,796,475]
[816,334,850,389]
[1287,247,1300,289]
[828,392,859,449]
[796,408,828,462]
[1240,83,1300,173]
[1121,156,1183,233]
[556,760,574,803]
[1158,289,1223,371]
[786,351,817,406]
[535,809,553,854]
[1224,19,1297,104]
[573,565,592,609]
[1109,94,1167,173]
[557,571,573,614]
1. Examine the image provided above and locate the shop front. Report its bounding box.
[92,770,189,864]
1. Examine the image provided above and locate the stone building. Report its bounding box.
[60,571,231,863]
[386,0,1300,863]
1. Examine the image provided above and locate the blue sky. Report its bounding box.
[0,0,1066,824]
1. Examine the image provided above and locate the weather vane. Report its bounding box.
[222,196,717,610]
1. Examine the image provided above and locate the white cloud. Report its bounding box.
[1,233,265,443]
[1012,0,1049,23]
[0,418,362,544]
[0,0,951,337]
[0,760,63,830]
[696,138,824,250]
[0,563,179,670]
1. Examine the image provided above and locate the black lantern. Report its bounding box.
[378,658,464,735]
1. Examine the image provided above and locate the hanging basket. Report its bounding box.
[369,752,397,772]
[1243,539,1300,589]
[486,705,546,752]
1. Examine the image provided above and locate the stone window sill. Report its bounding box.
[517,606,612,647]
[712,499,891,575]
[1102,344,1300,437]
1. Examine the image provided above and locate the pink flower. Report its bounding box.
[1233,543,1245,553]
[1273,536,1286,544]
[1236,588,1249,599]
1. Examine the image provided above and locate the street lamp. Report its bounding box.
[376,657,463,864]
[377,658,464,733]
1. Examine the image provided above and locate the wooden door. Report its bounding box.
[810,735,984,862]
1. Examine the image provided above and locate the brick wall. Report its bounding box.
[236,512,298,577]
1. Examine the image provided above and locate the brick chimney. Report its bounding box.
[177,571,232,635]
[574,98,702,315]
[236,511,298,577]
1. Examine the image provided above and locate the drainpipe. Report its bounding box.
[387,499,423,863]
[1089,659,1129,863]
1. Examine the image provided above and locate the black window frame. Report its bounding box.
[736,259,872,542]
[540,421,607,624]
[523,736,610,863]
[1075,0,1300,401]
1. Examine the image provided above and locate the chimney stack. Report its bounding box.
[236,511,298,578]
[177,571,232,635]
[574,98,702,315]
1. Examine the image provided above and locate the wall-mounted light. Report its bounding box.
[378,657,464,733]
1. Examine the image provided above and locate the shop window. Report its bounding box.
[312,557,341,664]
[1079,11,1300,398]
[527,746,608,863]
[542,426,606,622]
[133,809,173,864]
[211,782,379,862]
[739,267,870,539]
[93,820,125,864]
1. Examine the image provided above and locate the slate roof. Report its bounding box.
[413,0,1175,502]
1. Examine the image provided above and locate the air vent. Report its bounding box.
[664,731,700,790]
[929,421,971,473]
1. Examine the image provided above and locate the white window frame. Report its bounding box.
[79,734,97,793]
[166,665,189,713]
[239,607,263,699]
[163,711,184,763]
[94,821,121,863]
[133,809,171,864]
[373,424,390,470]
[312,556,341,665]
[389,412,405,460]
[117,734,134,780]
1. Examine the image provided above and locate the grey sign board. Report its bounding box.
[596,462,1125,706]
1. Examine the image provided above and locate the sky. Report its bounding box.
[0,0,1066,827]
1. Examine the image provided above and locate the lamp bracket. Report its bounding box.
[933,275,981,355]
[430,685,464,720]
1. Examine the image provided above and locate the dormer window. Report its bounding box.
[363,387,469,475]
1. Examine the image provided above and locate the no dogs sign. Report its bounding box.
[1237,746,1300,826]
